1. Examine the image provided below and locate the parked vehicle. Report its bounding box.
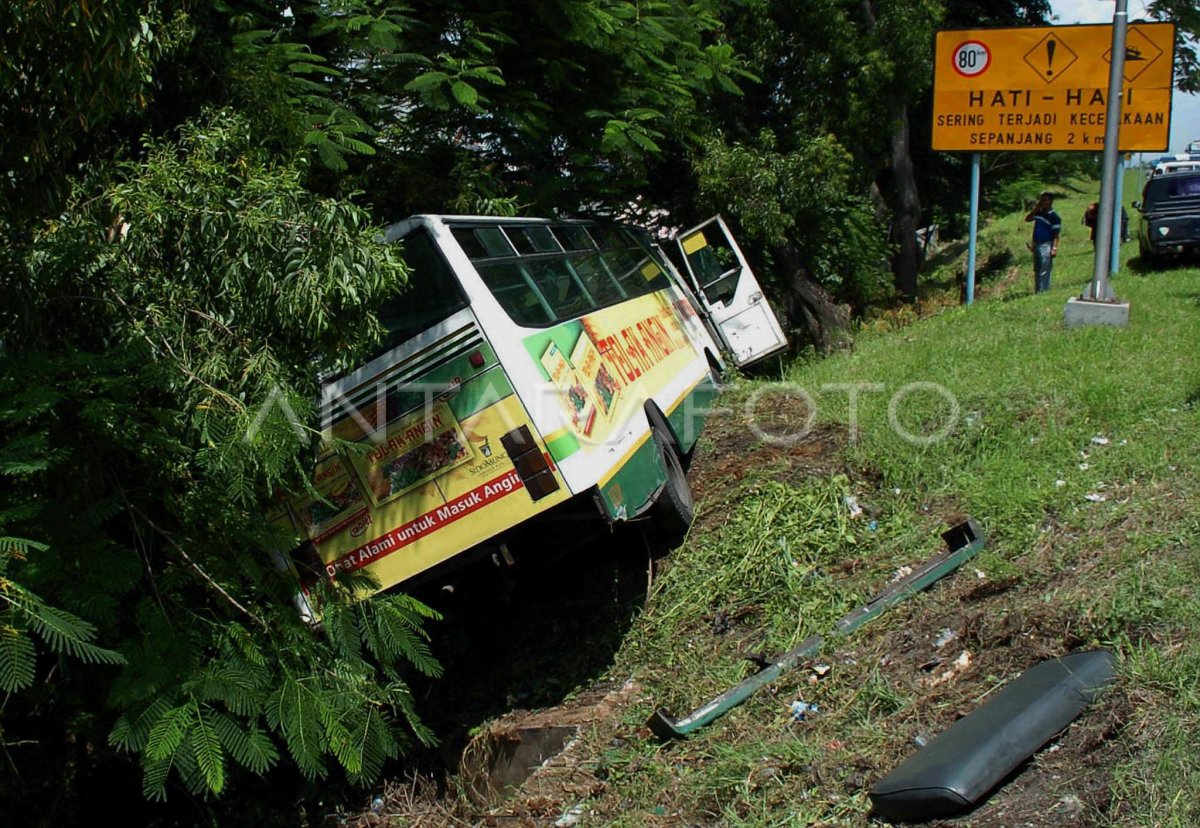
[1151,159,1200,177]
[1134,171,1200,265]
[274,214,786,614]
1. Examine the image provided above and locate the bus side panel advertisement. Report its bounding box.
[349,399,472,506]
[291,370,569,596]
[522,292,701,458]
[287,454,370,544]
[312,394,568,595]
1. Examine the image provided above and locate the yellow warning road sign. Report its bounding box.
[933,23,1175,152]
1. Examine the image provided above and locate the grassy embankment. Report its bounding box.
[546,174,1200,827]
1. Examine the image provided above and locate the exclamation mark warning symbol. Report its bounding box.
[1023,33,1077,83]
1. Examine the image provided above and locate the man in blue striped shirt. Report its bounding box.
[1024,192,1061,293]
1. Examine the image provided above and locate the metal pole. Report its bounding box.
[1110,154,1124,276]
[967,153,980,305]
[1087,0,1127,301]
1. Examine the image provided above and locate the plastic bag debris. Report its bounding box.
[934,628,959,649]
[925,651,973,687]
[555,804,585,827]
[789,700,819,721]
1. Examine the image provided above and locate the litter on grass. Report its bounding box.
[789,700,819,722]
[925,651,973,687]
[934,628,959,649]
[555,805,585,827]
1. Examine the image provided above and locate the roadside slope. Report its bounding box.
[375,189,1200,827]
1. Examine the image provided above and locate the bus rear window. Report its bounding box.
[374,228,468,352]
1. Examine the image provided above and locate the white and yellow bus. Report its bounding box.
[276,214,783,603]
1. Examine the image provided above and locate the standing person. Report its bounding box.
[1083,200,1129,246]
[1024,192,1061,293]
[1083,201,1098,245]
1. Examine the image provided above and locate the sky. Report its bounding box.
[1049,0,1199,154]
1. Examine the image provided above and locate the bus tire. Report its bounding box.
[651,427,694,544]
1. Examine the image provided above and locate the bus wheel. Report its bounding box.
[651,427,695,543]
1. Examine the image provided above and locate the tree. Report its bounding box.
[0,110,452,818]
[0,1,749,813]
[284,0,748,215]
[1146,0,1199,92]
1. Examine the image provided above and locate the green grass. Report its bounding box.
[583,180,1200,826]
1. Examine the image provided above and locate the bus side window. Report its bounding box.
[526,258,594,318]
[478,262,555,326]
[603,246,669,297]
[452,226,515,258]
[565,252,626,304]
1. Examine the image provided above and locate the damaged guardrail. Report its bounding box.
[647,518,985,739]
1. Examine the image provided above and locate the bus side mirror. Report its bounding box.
[1131,200,1141,210]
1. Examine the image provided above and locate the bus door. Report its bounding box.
[673,216,787,367]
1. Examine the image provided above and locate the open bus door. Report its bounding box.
[672,216,788,368]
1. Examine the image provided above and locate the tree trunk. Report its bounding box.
[772,243,849,354]
[859,0,922,302]
[890,103,921,301]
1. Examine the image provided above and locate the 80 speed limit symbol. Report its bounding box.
[952,41,990,77]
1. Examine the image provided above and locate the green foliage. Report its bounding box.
[0,0,181,216]
[695,132,893,306]
[0,537,127,693]
[227,27,377,173]
[0,109,443,805]
[314,0,751,214]
[986,153,1098,216]
[1148,0,1200,92]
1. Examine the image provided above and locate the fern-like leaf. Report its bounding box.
[267,678,327,779]
[14,587,125,665]
[362,599,441,678]
[0,536,49,556]
[142,757,173,802]
[385,679,437,748]
[145,703,193,763]
[110,697,173,753]
[189,706,226,794]
[185,661,268,716]
[212,711,279,775]
[0,625,36,692]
